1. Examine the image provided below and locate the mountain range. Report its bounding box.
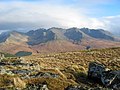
[0,27,120,55]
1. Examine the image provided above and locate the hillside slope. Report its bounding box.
[0,31,34,54]
[22,47,120,90]
[0,27,120,54]
[24,47,120,70]
[0,47,120,90]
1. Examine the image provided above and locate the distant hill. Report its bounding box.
[0,27,120,54]
[80,28,115,40]
[26,28,55,45]
[0,31,34,54]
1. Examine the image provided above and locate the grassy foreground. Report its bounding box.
[0,47,120,89]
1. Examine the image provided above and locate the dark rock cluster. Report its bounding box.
[31,72,59,78]
[66,85,109,90]
[88,62,106,80]
[88,62,120,90]
[24,84,49,90]
[66,62,120,90]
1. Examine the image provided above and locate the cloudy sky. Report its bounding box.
[0,0,120,33]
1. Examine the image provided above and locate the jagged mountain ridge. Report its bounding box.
[0,31,28,44]
[26,28,55,45]
[26,27,118,45]
[0,27,118,45]
[0,27,120,54]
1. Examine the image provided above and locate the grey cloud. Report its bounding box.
[0,0,120,36]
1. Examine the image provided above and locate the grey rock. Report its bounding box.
[31,72,59,78]
[11,69,31,75]
[101,70,120,88]
[65,85,87,90]
[88,62,120,89]
[41,85,49,90]
[0,62,6,66]
[24,84,49,90]
[113,83,120,90]
[11,60,28,66]
[88,62,105,79]
[66,86,113,90]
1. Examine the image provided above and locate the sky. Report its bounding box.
[0,0,120,34]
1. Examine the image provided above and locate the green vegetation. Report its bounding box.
[15,51,32,56]
[0,52,15,57]
[4,53,16,57]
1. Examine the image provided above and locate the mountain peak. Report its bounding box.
[0,27,120,54]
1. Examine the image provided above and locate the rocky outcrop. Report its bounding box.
[26,29,55,45]
[66,85,109,90]
[65,85,88,90]
[101,70,120,89]
[29,72,60,79]
[80,28,115,41]
[64,28,83,43]
[24,84,49,90]
[88,62,105,80]
[88,62,120,89]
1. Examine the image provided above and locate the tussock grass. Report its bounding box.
[0,47,120,89]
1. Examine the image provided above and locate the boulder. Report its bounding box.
[88,62,120,89]
[101,70,120,89]
[113,83,120,90]
[65,86,109,90]
[88,62,105,79]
